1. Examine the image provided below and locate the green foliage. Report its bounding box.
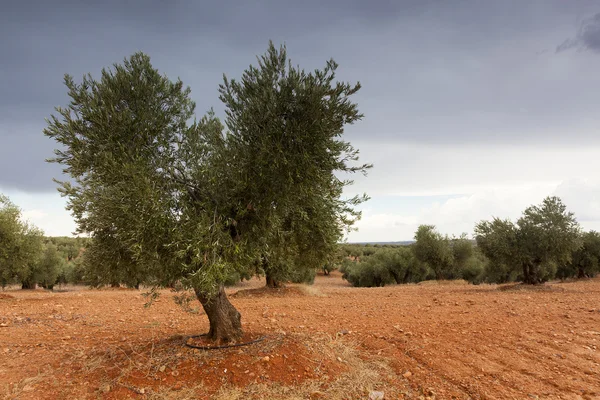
[219,42,370,287]
[460,248,487,284]
[37,243,64,289]
[558,230,600,279]
[0,194,49,289]
[0,195,22,287]
[45,236,86,261]
[44,43,369,326]
[413,225,454,280]
[475,196,581,284]
[339,244,363,258]
[341,246,428,287]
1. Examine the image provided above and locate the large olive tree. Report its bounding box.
[44,43,369,342]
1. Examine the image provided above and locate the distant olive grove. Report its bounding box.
[339,196,600,287]
[3,193,598,290]
[0,194,90,289]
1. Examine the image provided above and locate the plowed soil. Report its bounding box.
[1,272,599,399]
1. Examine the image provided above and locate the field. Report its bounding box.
[1,272,599,400]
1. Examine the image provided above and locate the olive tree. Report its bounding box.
[475,196,581,284]
[0,195,46,289]
[45,44,369,342]
[560,230,600,279]
[0,195,22,287]
[412,225,454,280]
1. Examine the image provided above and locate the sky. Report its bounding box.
[2,0,600,241]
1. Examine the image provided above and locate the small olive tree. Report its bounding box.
[413,225,454,280]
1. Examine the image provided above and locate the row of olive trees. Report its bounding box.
[340,245,428,287]
[341,197,598,287]
[340,234,486,287]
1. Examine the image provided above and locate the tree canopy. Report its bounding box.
[0,194,47,289]
[44,43,370,342]
[475,196,581,284]
[412,225,454,280]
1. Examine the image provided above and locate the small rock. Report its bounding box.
[139,388,145,394]
[99,384,111,393]
[159,365,166,372]
[262,356,270,362]
[369,391,385,400]
[403,371,412,378]
[338,329,349,335]
[337,356,343,362]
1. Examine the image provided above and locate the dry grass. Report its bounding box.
[210,333,406,400]
[418,279,469,285]
[295,284,326,297]
[1,371,47,400]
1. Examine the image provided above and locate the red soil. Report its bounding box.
[1,272,599,399]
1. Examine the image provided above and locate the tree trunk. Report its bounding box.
[522,262,540,284]
[577,264,587,279]
[265,271,283,288]
[195,285,243,343]
[522,263,534,284]
[21,281,36,290]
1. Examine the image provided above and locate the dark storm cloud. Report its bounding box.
[1,0,600,192]
[557,13,600,53]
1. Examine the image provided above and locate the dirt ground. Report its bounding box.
[1,272,599,400]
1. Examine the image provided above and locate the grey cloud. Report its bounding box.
[2,0,600,192]
[557,13,600,53]
[0,123,64,192]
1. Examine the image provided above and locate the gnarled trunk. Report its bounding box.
[522,262,541,285]
[21,281,36,290]
[195,285,242,343]
[577,264,587,279]
[265,271,283,288]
